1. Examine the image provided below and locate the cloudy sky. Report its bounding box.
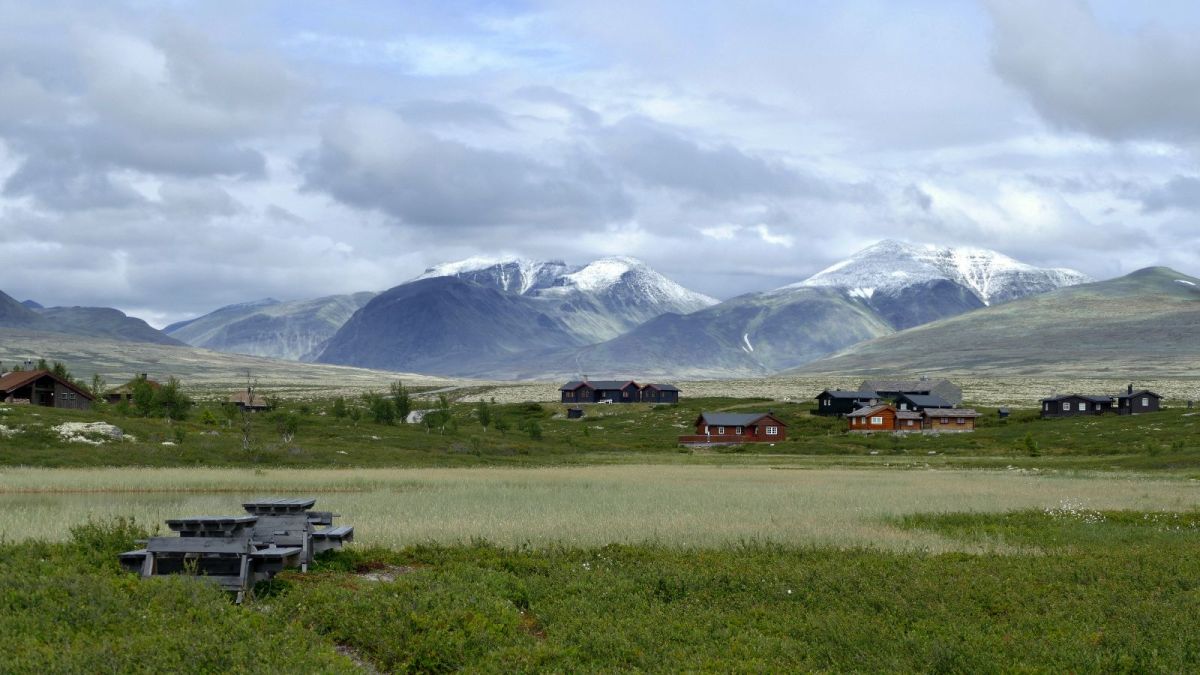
[2,0,1199,325]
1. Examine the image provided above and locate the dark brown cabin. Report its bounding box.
[0,369,94,410]
[105,374,160,404]
[813,390,879,416]
[1116,386,1162,415]
[1041,394,1112,418]
[679,412,787,444]
[560,380,641,404]
[640,383,680,404]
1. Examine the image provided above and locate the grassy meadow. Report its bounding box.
[5,384,1200,671]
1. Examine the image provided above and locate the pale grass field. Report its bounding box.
[2,466,1198,552]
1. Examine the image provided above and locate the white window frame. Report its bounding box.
[1142,397,1149,406]
[717,426,725,435]
[870,416,883,425]
[1078,402,1087,411]
[735,426,743,435]
[1062,402,1070,411]
[765,425,779,436]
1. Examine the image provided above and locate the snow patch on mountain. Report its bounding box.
[776,240,1090,306]
[1177,279,1196,287]
[542,256,718,308]
[415,257,567,295]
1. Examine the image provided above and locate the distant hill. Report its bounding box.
[165,294,375,361]
[0,327,453,392]
[0,290,181,346]
[792,267,1200,377]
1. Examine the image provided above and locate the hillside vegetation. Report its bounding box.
[797,267,1200,376]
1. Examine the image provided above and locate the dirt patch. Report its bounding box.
[355,563,420,582]
[335,643,383,674]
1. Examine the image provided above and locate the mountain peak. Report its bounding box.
[778,240,1091,306]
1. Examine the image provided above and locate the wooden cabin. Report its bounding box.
[679,412,787,444]
[640,383,681,404]
[846,404,922,432]
[229,390,271,412]
[813,390,879,416]
[1041,394,1112,418]
[0,369,94,410]
[105,374,160,404]
[1115,387,1162,415]
[861,378,963,406]
[922,408,981,432]
[894,393,953,412]
[560,380,642,404]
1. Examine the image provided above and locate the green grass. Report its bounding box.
[2,396,1199,471]
[6,513,1200,672]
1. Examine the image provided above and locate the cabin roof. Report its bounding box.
[560,380,637,391]
[846,404,895,418]
[1042,394,1112,403]
[229,390,270,407]
[0,369,94,400]
[641,383,680,391]
[923,408,981,417]
[1116,390,1160,399]
[895,393,953,408]
[696,411,785,427]
[816,389,879,400]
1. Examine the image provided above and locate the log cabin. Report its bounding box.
[560,380,643,404]
[679,412,786,445]
[1115,387,1161,415]
[813,390,880,416]
[640,383,681,404]
[0,369,94,410]
[846,404,922,432]
[1040,394,1113,418]
[921,408,981,432]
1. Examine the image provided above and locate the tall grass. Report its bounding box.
[2,466,1197,550]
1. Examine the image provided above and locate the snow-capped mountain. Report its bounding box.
[410,255,717,341]
[414,257,569,295]
[782,240,1091,305]
[315,255,718,375]
[766,240,1091,330]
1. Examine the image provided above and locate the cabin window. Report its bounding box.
[941,418,949,424]
[735,426,743,435]
[899,403,907,410]
[1062,402,1070,411]
[870,416,883,425]
[1078,402,1087,411]
[905,420,914,426]
[717,426,725,434]
[1142,397,1149,406]
[765,426,779,436]
[1095,404,1101,410]
[703,425,709,434]
[956,418,965,424]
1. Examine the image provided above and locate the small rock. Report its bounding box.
[161,441,175,446]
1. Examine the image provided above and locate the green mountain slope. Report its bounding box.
[793,267,1200,377]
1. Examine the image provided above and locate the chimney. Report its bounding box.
[1128,383,1134,395]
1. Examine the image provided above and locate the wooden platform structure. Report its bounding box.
[118,497,354,602]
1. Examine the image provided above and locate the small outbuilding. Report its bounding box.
[0,369,94,410]
[813,390,880,416]
[679,412,787,444]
